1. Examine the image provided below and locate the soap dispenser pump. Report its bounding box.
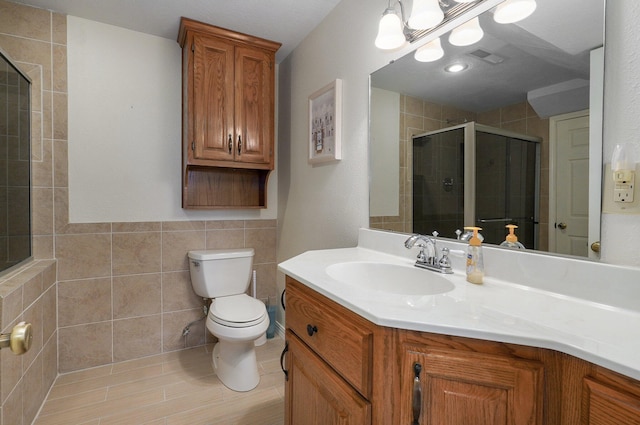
[500,224,526,249]
[464,226,484,284]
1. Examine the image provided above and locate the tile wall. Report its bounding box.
[370,94,549,251]
[0,1,279,423]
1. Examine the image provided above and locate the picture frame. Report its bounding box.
[308,79,342,164]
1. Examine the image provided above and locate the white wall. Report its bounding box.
[67,16,277,222]
[278,0,640,269]
[601,1,640,267]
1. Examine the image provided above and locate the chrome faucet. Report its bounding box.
[404,232,453,274]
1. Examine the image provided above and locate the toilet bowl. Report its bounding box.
[188,249,269,392]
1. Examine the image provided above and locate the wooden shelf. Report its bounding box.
[183,166,269,209]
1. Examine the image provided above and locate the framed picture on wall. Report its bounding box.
[308,79,342,164]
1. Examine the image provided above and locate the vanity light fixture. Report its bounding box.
[445,62,469,73]
[414,37,445,62]
[374,0,448,50]
[375,4,407,50]
[493,0,537,24]
[448,16,484,46]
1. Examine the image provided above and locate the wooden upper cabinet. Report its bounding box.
[178,18,280,209]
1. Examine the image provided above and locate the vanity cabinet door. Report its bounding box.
[285,331,371,425]
[400,337,544,425]
[581,374,640,424]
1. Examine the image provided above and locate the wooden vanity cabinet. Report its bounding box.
[178,18,280,209]
[284,277,397,425]
[283,276,640,425]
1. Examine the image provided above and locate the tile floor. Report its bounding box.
[33,337,285,425]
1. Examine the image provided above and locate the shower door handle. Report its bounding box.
[478,218,513,223]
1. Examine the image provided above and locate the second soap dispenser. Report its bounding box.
[464,226,484,284]
[500,224,526,249]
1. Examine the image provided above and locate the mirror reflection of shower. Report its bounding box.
[412,122,540,249]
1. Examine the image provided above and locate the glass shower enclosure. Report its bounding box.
[412,122,541,249]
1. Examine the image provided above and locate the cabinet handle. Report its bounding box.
[237,135,242,155]
[228,134,232,154]
[280,289,286,311]
[412,363,422,425]
[306,324,318,337]
[280,341,289,381]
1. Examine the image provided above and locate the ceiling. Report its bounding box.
[9,0,343,62]
[371,0,605,114]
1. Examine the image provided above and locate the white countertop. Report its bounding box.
[278,229,640,381]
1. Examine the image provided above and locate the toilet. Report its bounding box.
[188,248,269,392]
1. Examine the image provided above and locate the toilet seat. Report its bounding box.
[210,295,267,328]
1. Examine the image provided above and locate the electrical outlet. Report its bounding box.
[614,173,634,203]
[602,164,640,214]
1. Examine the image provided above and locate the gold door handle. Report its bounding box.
[557,222,567,230]
[591,241,601,253]
[0,322,33,355]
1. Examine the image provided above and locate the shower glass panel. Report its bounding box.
[413,122,540,249]
[0,49,31,274]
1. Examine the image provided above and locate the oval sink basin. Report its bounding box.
[326,262,455,295]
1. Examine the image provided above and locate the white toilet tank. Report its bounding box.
[188,249,254,298]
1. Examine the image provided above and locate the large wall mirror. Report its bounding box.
[0,48,32,274]
[369,0,604,259]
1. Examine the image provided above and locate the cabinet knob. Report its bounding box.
[228,134,232,154]
[237,135,242,155]
[306,324,318,336]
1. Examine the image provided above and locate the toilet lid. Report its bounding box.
[210,295,267,328]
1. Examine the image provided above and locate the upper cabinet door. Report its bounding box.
[192,34,235,163]
[235,45,275,167]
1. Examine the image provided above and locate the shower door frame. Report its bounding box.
[412,122,541,247]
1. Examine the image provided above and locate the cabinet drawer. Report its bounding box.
[286,277,373,397]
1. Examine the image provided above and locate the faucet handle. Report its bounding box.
[432,231,439,238]
[438,247,452,272]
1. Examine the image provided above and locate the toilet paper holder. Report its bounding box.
[0,322,33,355]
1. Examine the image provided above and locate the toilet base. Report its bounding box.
[212,340,260,392]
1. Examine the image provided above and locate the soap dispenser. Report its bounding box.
[464,226,484,284]
[500,224,526,249]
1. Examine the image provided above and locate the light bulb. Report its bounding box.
[414,37,445,62]
[375,8,406,50]
[408,0,444,30]
[494,0,537,24]
[448,17,484,46]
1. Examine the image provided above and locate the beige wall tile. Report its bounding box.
[162,231,205,272]
[205,229,244,250]
[0,35,52,91]
[112,232,161,276]
[1,339,23,405]
[162,221,205,232]
[1,286,22,330]
[59,322,113,372]
[42,285,56,343]
[56,234,111,280]
[53,139,67,188]
[22,298,43,372]
[244,219,276,228]
[113,274,161,319]
[42,334,58,395]
[162,309,206,352]
[113,315,162,362]
[2,378,22,425]
[0,1,51,42]
[205,220,243,229]
[52,44,67,93]
[58,278,111,327]
[246,228,276,264]
[52,91,67,140]
[23,271,43,309]
[32,188,54,235]
[23,357,45,424]
[162,271,203,312]
[112,222,161,232]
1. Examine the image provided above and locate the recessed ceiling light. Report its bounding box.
[445,63,468,73]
